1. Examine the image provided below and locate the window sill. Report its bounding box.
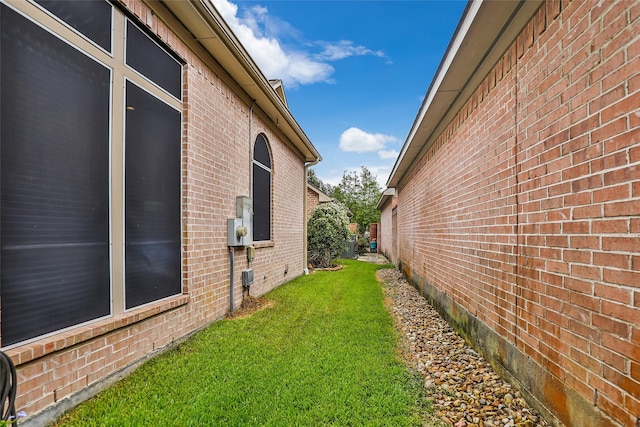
[6,294,189,366]
[252,241,274,249]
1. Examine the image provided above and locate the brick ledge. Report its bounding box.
[252,241,275,249]
[6,294,190,366]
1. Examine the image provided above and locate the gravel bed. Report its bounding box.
[377,267,548,427]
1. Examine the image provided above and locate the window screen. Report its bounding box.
[1,5,111,346]
[35,0,112,52]
[252,135,271,242]
[126,20,182,100]
[125,81,181,309]
[254,134,272,168]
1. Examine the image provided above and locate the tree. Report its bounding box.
[333,167,382,235]
[307,202,350,268]
[307,168,334,196]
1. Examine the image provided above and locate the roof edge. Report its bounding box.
[376,188,397,210]
[160,0,321,163]
[387,0,542,188]
[307,183,333,202]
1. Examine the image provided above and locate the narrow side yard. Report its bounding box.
[54,260,434,426]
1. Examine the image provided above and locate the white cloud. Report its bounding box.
[316,40,386,61]
[378,149,399,160]
[339,127,398,153]
[211,0,239,23]
[210,0,385,87]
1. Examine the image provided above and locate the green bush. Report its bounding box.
[358,236,368,254]
[307,202,349,268]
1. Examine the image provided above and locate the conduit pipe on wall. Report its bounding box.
[229,246,235,314]
[235,100,256,311]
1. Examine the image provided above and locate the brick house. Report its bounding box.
[376,189,397,264]
[0,0,320,424]
[306,183,333,221]
[380,1,639,426]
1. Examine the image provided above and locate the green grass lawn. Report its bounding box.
[55,260,432,426]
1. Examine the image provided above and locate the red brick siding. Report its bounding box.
[396,1,639,425]
[8,0,308,420]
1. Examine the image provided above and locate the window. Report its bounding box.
[252,134,272,242]
[34,0,112,52]
[124,19,182,309]
[0,2,183,347]
[125,81,181,309]
[125,20,182,99]
[0,4,111,346]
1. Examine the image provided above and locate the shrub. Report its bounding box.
[357,236,368,254]
[307,202,349,268]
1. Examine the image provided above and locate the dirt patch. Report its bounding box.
[311,263,344,272]
[226,295,274,319]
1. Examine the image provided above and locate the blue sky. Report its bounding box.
[211,0,467,188]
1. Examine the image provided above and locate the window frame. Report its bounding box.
[32,0,114,55]
[252,133,273,243]
[123,79,182,310]
[0,0,185,350]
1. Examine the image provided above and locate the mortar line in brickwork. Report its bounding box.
[513,40,521,350]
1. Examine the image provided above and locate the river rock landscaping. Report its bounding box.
[377,267,548,427]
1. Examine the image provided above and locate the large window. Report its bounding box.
[0,1,183,347]
[0,3,111,346]
[125,82,181,309]
[124,14,182,309]
[252,134,272,242]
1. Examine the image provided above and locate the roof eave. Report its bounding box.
[387,0,542,188]
[307,183,333,202]
[161,0,321,163]
[376,188,396,210]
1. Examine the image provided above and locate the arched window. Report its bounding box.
[252,134,272,241]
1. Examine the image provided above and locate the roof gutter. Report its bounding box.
[387,0,542,188]
[160,0,321,163]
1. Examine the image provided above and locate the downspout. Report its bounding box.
[303,158,320,274]
[248,100,257,200]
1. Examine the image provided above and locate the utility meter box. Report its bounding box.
[227,196,253,247]
[236,196,253,246]
[227,218,247,247]
[242,269,254,287]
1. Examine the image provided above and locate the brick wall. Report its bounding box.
[379,197,397,263]
[307,187,320,220]
[8,0,309,422]
[396,1,639,425]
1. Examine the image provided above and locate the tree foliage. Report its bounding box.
[307,168,334,196]
[307,202,350,268]
[333,167,382,235]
